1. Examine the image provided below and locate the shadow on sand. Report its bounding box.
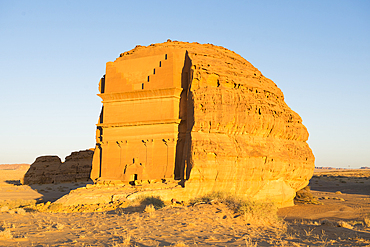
[25,180,94,203]
[309,174,370,196]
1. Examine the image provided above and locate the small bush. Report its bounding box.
[189,191,225,204]
[137,196,165,209]
[47,203,64,211]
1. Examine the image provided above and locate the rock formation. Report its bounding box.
[24,150,93,184]
[90,41,315,207]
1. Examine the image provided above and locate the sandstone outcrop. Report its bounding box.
[90,41,315,207]
[24,150,93,184]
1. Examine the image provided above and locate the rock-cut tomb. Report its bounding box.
[90,41,315,207]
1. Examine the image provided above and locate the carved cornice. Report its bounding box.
[98,88,183,103]
[97,118,181,128]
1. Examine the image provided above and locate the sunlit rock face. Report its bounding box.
[24,150,93,184]
[91,41,314,207]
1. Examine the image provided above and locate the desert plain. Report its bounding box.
[0,165,370,246]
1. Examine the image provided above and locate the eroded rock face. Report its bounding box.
[24,150,93,184]
[91,41,314,207]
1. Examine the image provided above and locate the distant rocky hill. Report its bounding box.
[23,149,93,184]
[0,164,30,170]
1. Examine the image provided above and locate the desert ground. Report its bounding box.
[0,166,370,246]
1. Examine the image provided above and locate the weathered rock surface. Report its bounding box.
[24,150,93,184]
[90,41,314,207]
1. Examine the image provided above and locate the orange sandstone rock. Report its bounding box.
[24,150,93,184]
[91,41,314,207]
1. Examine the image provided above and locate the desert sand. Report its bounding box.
[0,166,370,246]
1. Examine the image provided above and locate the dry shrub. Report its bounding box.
[190,191,283,227]
[294,186,321,205]
[136,196,165,210]
[321,219,335,227]
[46,203,65,212]
[27,201,53,212]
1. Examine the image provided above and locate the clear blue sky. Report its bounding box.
[1,1,369,168]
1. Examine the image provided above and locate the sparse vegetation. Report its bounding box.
[46,203,64,212]
[135,195,166,210]
[190,191,282,226]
